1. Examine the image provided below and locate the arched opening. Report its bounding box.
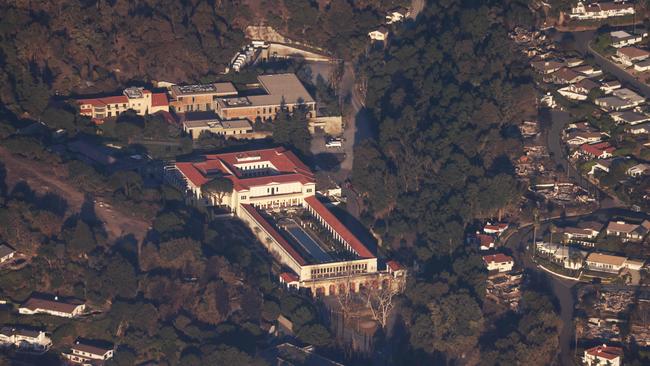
[339,283,346,295]
[329,284,336,296]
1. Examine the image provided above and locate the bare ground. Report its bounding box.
[0,147,150,243]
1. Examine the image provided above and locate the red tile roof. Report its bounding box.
[304,196,374,259]
[279,272,299,283]
[580,142,615,157]
[151,92,168,107]
[241,204,307,266]
[482,253,513,264]
[477,234,495,247]
[386,260,403,271]
[175,147,315,191]
[77,95,128,107]
[585,345,623,360]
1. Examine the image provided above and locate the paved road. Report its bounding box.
[540,109,623,209]
[505,223,577,366]
[571,30,650,98]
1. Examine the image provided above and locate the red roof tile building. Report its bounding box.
[582,344,623,366]
[579,142,616,159]
[166,148,403,297]
[483,254,514,273]
[77,87,169,123]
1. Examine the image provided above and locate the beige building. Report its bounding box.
[18,295,86,318]
[169,82,238,113]
[214,74,316,122]
[62,339,114,364]
[483,254,514,273]
[0,327,51,352]
[582,344,623,366]
[166,147,403,297]
[183,118,253,139]
[77,87,169,123]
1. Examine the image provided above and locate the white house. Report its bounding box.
[0,244,15,264]
[62,339,115,365]
[482,253,514,273]
[570,1,635,20]
[627,163,650,177]
[586,252,628,273]
[615,47,650,67]
[610,111,650,125]
[611,30,644,48]
[385,7,409,24]
[600,80,622,93]
[634,59,650,72]
[536,242,586,270]
[606,220,650,241]
[0,327,52,353]
[368,27,389,41]
[582,344,623,366]
[18,295,86,318]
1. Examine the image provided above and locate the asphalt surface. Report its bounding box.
[572,30,650,98]
[540,109,623,209]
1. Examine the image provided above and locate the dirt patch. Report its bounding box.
[0,147,150,243]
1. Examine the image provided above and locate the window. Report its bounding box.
[241,195,247,200]
[306,188,312,193]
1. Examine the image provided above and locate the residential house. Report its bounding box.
[476,234,496,251]
[214,73,316,122]
[600,80,622,94]
[545,67,585,84]
[582,344,623,366]
[18,295,86,318]
[519,121,539,137]
[585,252,628,273]
[77,87,169,123]
[62,339,114,365]
[595,96,636,111]
[610,110,650,125]
[589,159,614,175]
[279,272,299,289]
[579,142,616,160]
[0,244,15,264]
[611,30,644,48]
[565,58,584,67]
[530,60,564,75]
[634,58,650,71]
[385,7,409,24]
[0,327,52,353]
[605,220,650,241]
[368,26,389,41]
[536,242,586,270]
[483,223,509,236]
[168,82,238,113]
[562,222,602,246]
[626,121,650,134]
[570,1,635,20]
[627,163,650,177]
[573,64,603,77]
[615,47,650,66]
[483,254,514,273]
[558,78,599,100]
[565,131,604,146]
[613,88,645,106]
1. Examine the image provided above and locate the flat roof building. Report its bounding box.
[215,73,316,122]
[169,82,238,113]
[77,87,169,123]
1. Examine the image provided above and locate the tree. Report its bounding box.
[412,292,484,357]
[272,104,312,158]
[202,177,233,206]
[109,171,143,199]
[365,277,404,329]
[67,220,96,255]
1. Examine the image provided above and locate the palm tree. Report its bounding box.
[532,208,540,257]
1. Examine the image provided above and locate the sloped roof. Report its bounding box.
[482,253,513,264]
